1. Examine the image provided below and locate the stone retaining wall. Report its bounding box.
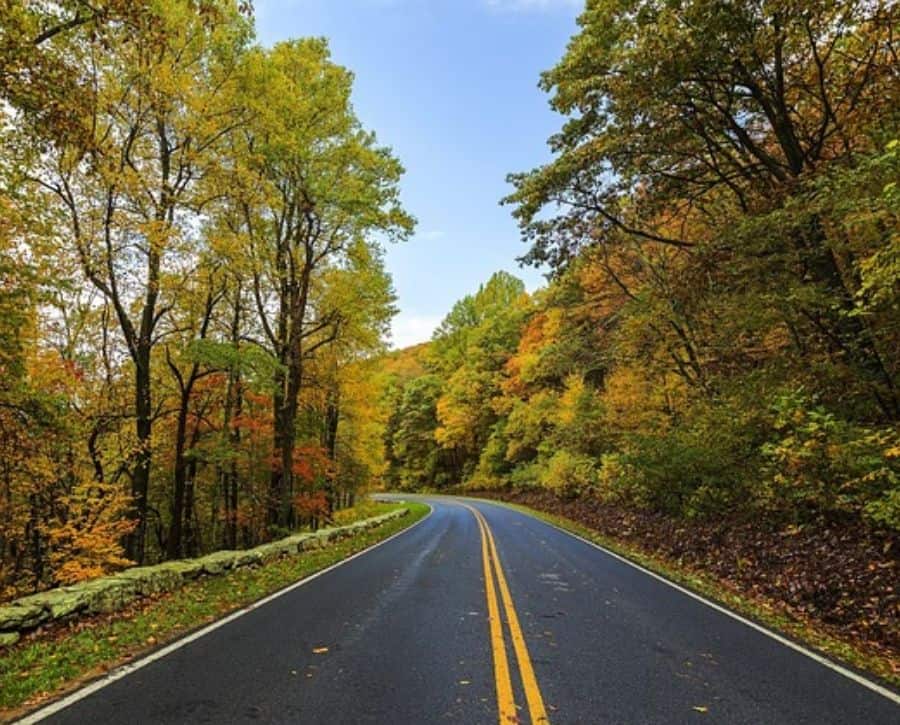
[0,507,409,647]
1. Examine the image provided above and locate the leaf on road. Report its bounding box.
[692,706,709,713]
[312,646,329,654]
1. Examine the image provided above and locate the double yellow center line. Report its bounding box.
[462,503,549,725]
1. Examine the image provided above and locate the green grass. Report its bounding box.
[470,496,900,690]
[0,501,430,717]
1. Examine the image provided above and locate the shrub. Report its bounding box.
[508,461,542,490]
[606,398,766,516]
[762,390,900,527]
[538,450,599,498]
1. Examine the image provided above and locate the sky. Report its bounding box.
[255,0,581,348]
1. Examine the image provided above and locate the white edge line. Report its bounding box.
[466,496,900,706]
[16,505,434,725]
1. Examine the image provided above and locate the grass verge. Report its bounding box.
[471,495,899,691]
[0,500,430,719]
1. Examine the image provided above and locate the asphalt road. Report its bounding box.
[26,496,899,724]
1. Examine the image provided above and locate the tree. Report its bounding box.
[506,0,899,418]
[23,0,252,562]
[384,375,447,490]
[430,270,526,375]
[231,39,413,532]
[162,262,226,558]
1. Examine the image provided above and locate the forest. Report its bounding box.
[1,0,411,598]
[379,1,899,651]
[385,0,899,516]
[1,0,898,654]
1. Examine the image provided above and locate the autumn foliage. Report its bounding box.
[381,3,900,532]
[0,1,408,598]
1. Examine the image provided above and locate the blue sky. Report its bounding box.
[255,0,580,347]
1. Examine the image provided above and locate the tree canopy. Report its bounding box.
[0,0,411,594]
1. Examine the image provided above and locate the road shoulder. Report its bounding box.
[1,502,431,722]
[461,492,900,698]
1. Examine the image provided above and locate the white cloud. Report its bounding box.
[390,313,442,349]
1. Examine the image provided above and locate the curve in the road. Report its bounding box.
[15,495,900,725]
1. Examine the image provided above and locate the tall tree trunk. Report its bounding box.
[219,285,243,550]
[28,493,43,590]
[268,254,310,534]
[323,386,339,515]
[166,284,218,558]
[272,364,301,530]
[221,369,242,550]
[166,391,191,559]
[183,458,198,557]
[227,377,242,549]
[268,380,288,532]
[128,344,152,564]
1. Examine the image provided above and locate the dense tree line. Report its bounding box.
[382,0,899,532]
[0,1,411,597]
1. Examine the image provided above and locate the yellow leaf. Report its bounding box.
[312,646,329,654]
